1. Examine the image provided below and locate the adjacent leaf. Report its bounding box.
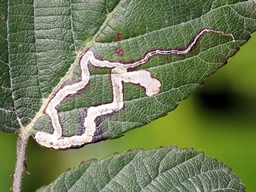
[1,0,256,148]
[37,146,245,192]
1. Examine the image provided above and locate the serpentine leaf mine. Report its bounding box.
[34,29,235,149]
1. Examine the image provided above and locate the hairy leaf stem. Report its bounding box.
[12,131,30,192]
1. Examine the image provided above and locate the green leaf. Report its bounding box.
[36,146,245,192]
[1,0,256,148]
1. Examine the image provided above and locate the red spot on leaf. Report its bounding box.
[117,32,123,40]
[115,48,124,56]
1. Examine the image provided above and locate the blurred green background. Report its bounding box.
[1,33,256,192]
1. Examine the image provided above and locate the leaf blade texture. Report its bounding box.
[37,146,245,192]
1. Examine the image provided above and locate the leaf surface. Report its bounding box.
[37,146,245,192]
[1,0,256,147]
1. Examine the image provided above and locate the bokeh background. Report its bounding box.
[1,33,256,192]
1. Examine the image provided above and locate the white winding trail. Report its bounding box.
[34,29,235,149]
